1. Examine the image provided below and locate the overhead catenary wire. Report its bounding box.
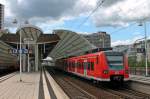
[111,22,137,34]
[110,1,149,35]
[69,0,90,29]
[111,18,150,35]
[78,0,105,28]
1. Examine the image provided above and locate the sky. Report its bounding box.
[0,0,150,46]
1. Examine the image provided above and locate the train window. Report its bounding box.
[71,62,73,68]
[106,55,124,70]
[83,62,88,69]
[72,62,74,68]
[69,62,71,66]
[73,62,75,68]
[96,55,99,64]
[87,62,91,70]
[77,62,80,67]
[91,62,94,71]
[82,62,83,69]
[78,63,81,69]
[82,62,84,69]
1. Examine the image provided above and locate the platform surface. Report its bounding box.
[130,75,150,84]
[0,72,40,99]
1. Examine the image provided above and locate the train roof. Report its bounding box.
[67,50,124,60]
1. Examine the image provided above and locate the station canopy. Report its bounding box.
[0,25,97,60]
[16,24,43,42]
[49,30,97,60]
[0,24,60,58]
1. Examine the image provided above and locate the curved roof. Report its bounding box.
[16,24,43,41]
[49,30,97,60]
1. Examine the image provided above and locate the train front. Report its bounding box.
[103,51,129,82]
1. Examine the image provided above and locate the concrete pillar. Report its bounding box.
[35,44,39,71]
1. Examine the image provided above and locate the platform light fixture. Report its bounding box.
[13,19,22,82]
[138,21,148,76]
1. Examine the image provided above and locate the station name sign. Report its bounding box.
[8,48,32,54]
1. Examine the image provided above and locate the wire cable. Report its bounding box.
[78,0,105,28]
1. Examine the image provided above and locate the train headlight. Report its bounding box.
[125,70,129,74]
[103,70,109,74]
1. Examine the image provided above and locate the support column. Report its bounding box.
[35,44,39,71]
[22,45,27,72]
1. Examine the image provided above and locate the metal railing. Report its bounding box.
[129,67,150,76]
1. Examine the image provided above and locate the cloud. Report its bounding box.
[102,0,125,7]
[93,0,150,27]
[1,0,82,30]
[111,40,131,47]
[8,0,78,19]
[3,0,126,21]
[1,0,150,31]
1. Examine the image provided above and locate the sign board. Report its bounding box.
[137,48,145,53]
[8,48,32,54]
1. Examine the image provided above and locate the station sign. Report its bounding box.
[8,48,32,54]
[137,48,145,53]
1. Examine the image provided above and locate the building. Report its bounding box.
[0,3,4,30]
[113,45,129,53]
[133,40,150,62]
[113,39,150,62]
[82,32,111,48]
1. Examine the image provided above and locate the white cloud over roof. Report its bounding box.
[1,0,150,29]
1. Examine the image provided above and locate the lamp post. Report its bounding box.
[13,19,22,82]
[138,21,148,76]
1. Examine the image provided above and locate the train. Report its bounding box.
[0,40,19,73]
[58,50,129,82]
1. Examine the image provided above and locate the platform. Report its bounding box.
[0,72,40,99]
[0,71,69,99]
[130,75,150,84]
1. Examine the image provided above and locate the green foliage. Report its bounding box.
[128,57,136,67]
[128,57,150,67]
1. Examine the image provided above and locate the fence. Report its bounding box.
[129,67,150,76]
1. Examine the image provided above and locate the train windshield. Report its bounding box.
[105,52,124,70]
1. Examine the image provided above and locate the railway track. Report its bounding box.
[46,67,150,99]
[98,87,150,99]
[47,68,96,99]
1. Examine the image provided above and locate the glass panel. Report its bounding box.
[91,62,94,71]
[106,55,124,70]
[88,62,90,70]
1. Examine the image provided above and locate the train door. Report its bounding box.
[83,60,87,76]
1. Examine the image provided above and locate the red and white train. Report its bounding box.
[64,51,129,82]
